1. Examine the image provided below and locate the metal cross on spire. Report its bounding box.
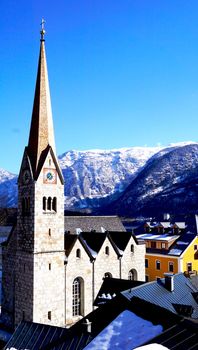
[40,18,46,41]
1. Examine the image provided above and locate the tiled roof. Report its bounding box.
[122,273,198,319]
[64,216,126,234]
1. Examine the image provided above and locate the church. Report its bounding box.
[1,24,145,329]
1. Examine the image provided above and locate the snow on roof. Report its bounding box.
[159,222,170,228]
[134,344,169,350]
[174,222,186,229]
[84,310,163,350]
[176,241,189,245]
[136,234,179,242]
[168,249,182,256]
[81,237,97,258]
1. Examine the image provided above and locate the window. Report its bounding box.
[76,249,81,258]
[145,275,149,282]
[156,260,161,270]
[52,197,57,212]
[49,228,51,237]
[43,197,47,211]
[128,269,137,281]
[72,278,84,317]
[47,197,52,210]
[194,245,198,251]
[49,263,51,271]
[48,311,51,320]
[169,262,174,272]
[151,241,156,249]
[187,263,192,272]
[49,159,51,166]
[161,243,166,249]
[145,259,148,268]
[105,246,109,255]
[43,197,57,212]
[131,244,134,253]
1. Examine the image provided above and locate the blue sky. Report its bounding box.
[1,0,198,173]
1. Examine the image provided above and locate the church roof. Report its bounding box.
[27,37,56,177]
[64,216,126,234]
[108,231,137,255]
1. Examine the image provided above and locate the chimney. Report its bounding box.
[164,273,174,292]
[82,318,92,333]
[195,214,198,234]
[163,213,170,221]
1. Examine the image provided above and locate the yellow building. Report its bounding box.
[136,230,198,282]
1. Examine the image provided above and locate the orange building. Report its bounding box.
[136,226,198,282]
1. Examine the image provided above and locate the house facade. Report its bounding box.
[136,220,198,281]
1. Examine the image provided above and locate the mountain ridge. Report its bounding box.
[1,142,198,217]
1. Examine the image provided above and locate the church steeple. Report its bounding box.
[27,20,56,177]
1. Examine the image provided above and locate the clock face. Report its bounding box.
[43,168,57,184]
[22,169,31,184]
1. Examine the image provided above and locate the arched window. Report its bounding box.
[52,197,57,212]
[72,277,84,317]
[128,269,137,281]
[76,249,81,258]
[47,197,52,211]
[131,244,134,253]
[105,246,109,255]
[43,197,47,211]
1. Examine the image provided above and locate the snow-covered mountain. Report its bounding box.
[0,168,17,208]
[107,143,198,217]
[59,147,161,209]
[1,142,198,217]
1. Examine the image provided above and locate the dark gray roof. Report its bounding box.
[64,234,78,256]
[64,216,126,234]
[145,319,198,350]
[122,273,198,319]
[65,231,136,259]
[94,277,145,306]
[108,231,136,255]
[80,232,106,258]
[4,320,92,350]
[167,231,197,256]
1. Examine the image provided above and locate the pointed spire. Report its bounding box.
[27,22,56,176]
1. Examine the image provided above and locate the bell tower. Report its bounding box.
[15,21,65,327]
